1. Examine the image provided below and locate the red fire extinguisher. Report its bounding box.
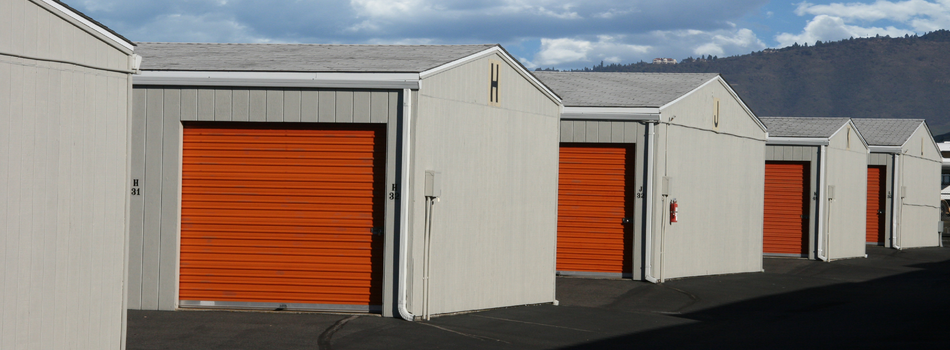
[670,199,678,223]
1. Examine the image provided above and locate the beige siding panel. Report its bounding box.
[388,91,398,124]
[214,90,232,121]
[898,155,941,248]
[586,121,599,141]
[197,89,214,121]
[597,121,611,142]
[248,90,266,122]
[0,59,11,348]
[0,0,11,53]
[411,53,560,315]
[283,90,301,122]
[301,90,319,123]
[180,89,197,121]
[370,91,388,123]
[318,91,335,122]
[825,128,869,260]
[336,91,354,122]
[354,91,371,123]
[231,90,249,122]
[560,120,573,142]
[141,89,164,310]
[159,90,181,310]
[128,88,147,309]
[1,39,131,349]
[623,122,638,143]
[572,121,586,142]
[610,121,624,142]
[266,90,283,122]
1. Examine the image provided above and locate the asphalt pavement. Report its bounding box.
[128,237,950,349]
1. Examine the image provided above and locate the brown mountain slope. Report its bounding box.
[560,31,950,135]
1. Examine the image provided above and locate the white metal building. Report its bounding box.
[127,43,561,319]
[1,0,136,349]
[852,118,941,248]
[534,72,768,282]
[760,117,869,261]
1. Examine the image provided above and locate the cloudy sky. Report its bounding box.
[70,0,950,69]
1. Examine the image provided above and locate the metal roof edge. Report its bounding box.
[868,145,903,153]
[419,46,562,105]
[39,0,135,51]
[561,106,661,121]
[766,137,829,146]
[133,71,420,89]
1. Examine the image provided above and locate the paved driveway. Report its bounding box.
[128,239,950,349]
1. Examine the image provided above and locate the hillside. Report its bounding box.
[555,31,950,135]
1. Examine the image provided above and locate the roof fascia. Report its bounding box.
[419,46,562,104]
[561,107,660,121]
[37,0,134,52]
[868,146,903,153]
[766,137,829,146]
[133,71,420,89]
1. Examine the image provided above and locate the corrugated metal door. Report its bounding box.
[866,166,886,244]
[557,144,633,276]
[763,162,810,256]
[179,123,385,312]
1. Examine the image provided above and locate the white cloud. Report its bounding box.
[775,14,912,47]
[530,36,650,67]
[778,1,950,47]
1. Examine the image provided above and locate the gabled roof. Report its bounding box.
[851,118,926,146]
[759,117,851,138]
[135,42,498,73]
[45,0,133,50]
[532,72,719,108]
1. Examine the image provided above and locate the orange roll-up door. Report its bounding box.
[557,144,633,275]
[179,123,384,311]
[866,166,886,244]
[763,162,810,256]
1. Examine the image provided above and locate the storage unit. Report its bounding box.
[852,118,941,248]
[760,117,870,260]
[535,72,768,281]
[1,1,136,349]
[127,43,562,319]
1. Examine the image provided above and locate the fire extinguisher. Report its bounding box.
[670,199,678,223]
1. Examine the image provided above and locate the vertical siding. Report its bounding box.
[560,120,641,143]
[411,53,560,315]
[1,18,131,349]
[127,87,400,311]
[896,125,942,248]
[649,80,768,280]
[825,127,869,259]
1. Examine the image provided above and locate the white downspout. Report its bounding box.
[892,154,902,250]
[816,145,829,261]
[397,88,416,321]
[643,122,658,283]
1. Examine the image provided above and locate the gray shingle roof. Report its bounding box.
[759,117,851,138]
[531,72,719,107]
[135,42,498,72]
[852,118,925,146]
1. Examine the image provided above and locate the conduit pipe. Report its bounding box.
[892,154,902,250]
[643,122,658,283]
[397,89,417,321]
[816,145,829,261]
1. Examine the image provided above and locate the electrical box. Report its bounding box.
[901,186,907,198]
[662,177,672,196]
[827,185,835,200]
[425,171,441,198]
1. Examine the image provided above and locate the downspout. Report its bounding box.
[816,145,829,261]
[643,122,658,283]
[397,88,417,321]
[892,154,902,250]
